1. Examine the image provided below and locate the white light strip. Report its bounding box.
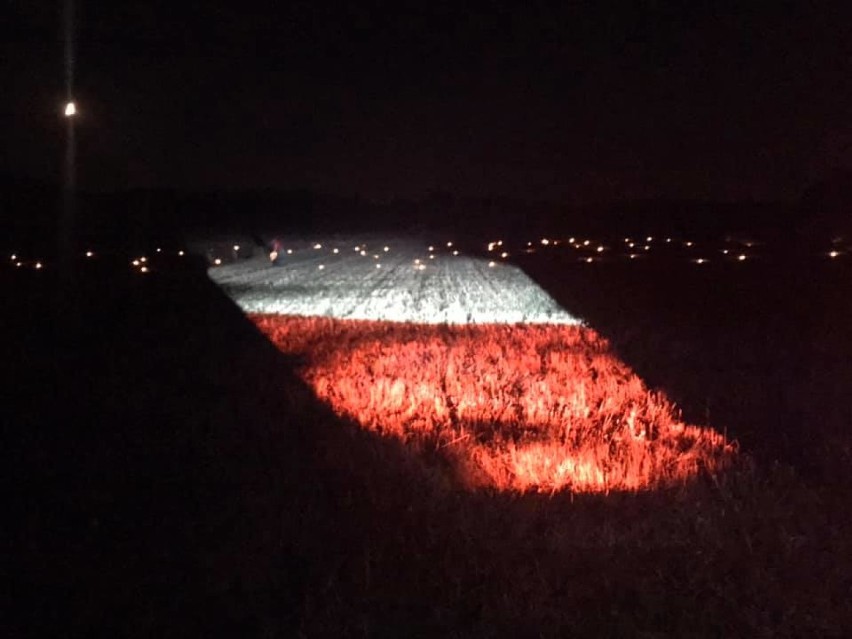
[208,238,583,325]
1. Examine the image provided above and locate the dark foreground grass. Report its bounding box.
[6,254,852,637]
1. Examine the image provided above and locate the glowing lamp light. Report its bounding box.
[360,250,367,256]
[156,248,162,253]
[629,254,638,259]
[644,245,650,251]
[132,259,140,266]
[64,101,76,117]
[541,238,550,246]
[85,251,94,258]
[646,236,653,242]
[429,254,435,260]
[11,254,16,260]
[178,250,185,256]
[694,258,707,265]
[376,263,381,268]
[685,241,694,247]
[428,246,435,251]
[737,254,747,262]
[214,258,222,266]
[384,246,390,252]
[596,246,604,253]
[16,262,23,268]
[666,238,672,243]
[333,248,339,254]
[318,264,325,270]
[314,243,322,250]
[569,237,576,244]
[140,257,147,263]
[287,249,293,255]
[233,245,240,252]
[140,266,149,273]
[488,261,496,267]
[585,257,594,264]
[452,250,459,256]
[583,240,590,246]
[447,242,453,248]
[497,240,503,246]
[269,251,278,262]
[829,251,840,258]
[722,249,729,255]
[501,252,509,258]
[35,262,43,270]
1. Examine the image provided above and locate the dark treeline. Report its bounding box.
[2,172,849,253]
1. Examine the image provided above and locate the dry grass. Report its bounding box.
[251,314,734,493]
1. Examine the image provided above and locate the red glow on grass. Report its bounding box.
[251,315,734,493]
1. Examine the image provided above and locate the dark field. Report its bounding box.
[6,246,852,637]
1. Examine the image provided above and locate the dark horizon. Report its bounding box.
[5,2,852,205]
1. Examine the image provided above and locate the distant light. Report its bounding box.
[85,251,94,257]
[140,265,149,273]
[140,257,147,263]
[287,249,293,255]
[314,243,322,250]
[64,101,76,117]
[722,249,729,255]
[376,263,381,268]
[11,254,16,260]
[428,246,435,251]
[629,254,638,259]
[214,258,222,265]
[685,241,693,248]
[583,240,590,246]
[333,248,339,254]
[585,257,594,263]
[646,236,653,242]
[373,254,380,259]
[452,250,459,256]
[501,252,509,258]
[34,262,43,270]
[737,254,747,261]
[447,242,453,248]
[360,250,367,256]
[383,246,389,252]
[487,242,495,251]
[178,250,185,256]
[318,264,325,270]
[497,240,503,246]
[628,242,635,248]
[527,241,532,247]
[623,238,630,243]
[429,254,435,260]
[414,258,420,264]
[157,247,163,253]
[541,238,550,246]
[132,260,140,266]
[596,246,604,253]
[829,250,840,258]
[488,261,496,267]
[644,245,650,251]
[269,251,278,262]
[666,238,672,243]
[354,246,361,252]
[16,262,23,268]
[233,245,240,251]
[694,258,707,265]
[569,237,576,243]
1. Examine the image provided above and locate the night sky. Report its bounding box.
[5,1,852,203]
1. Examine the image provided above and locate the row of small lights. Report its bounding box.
[267,240,487,272]
[9,237,845,273]
[486,236,845,265]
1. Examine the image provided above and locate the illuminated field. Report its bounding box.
[211,237,734,493]
[208,238,580,324]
